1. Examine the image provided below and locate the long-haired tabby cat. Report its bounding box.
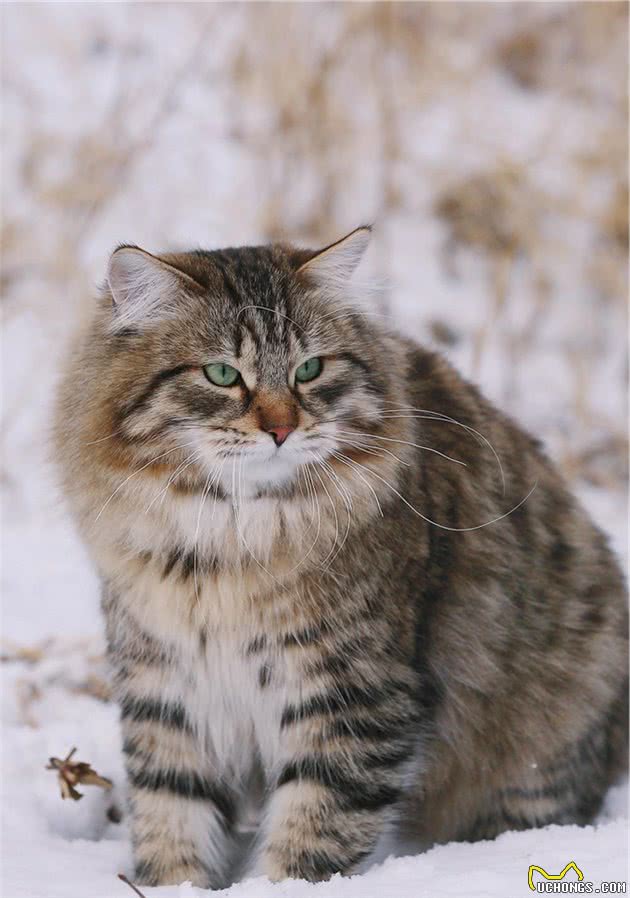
[54,227,628,888]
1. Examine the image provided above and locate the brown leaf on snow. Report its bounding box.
[46,747,113,801]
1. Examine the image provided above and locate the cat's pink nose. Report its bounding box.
[266,425,294,447]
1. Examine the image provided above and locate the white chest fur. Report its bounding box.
[114,548,302,779]
[190,633,290,780]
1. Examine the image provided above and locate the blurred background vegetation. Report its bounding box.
[2,1,628,555]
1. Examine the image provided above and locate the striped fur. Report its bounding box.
[53,232,628,887]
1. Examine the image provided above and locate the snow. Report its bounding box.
[2,662,628,898]
[1,4,627,898]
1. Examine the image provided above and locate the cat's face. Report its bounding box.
[96,230,392,495]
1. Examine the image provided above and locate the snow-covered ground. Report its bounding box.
[2,4,627,897]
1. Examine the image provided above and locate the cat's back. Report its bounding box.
[398,336,627,643]
[394,338,627,812]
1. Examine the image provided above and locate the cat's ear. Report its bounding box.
[295,226,371,287]
[106,246,200,329]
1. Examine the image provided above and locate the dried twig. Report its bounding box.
[46,747,112,801]
[118,873,148,898]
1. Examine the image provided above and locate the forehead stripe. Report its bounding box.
[236,304,305,333]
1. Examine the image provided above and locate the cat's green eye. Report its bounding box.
[204,362,240,387]
[295,357,322,383]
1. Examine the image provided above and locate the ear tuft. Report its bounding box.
[106,247,195,329]
[296,226,372,286]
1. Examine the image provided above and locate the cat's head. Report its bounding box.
[82,227,404,497]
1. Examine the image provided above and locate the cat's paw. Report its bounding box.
[256,850,340,884]
[135,859,210,888]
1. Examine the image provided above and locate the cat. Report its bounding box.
[53,227,628,888]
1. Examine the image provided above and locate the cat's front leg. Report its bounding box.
[257,673,419,882]
[119,680,237,888]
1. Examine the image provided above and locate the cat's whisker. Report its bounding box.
[299,465,316,522]
[145,451,201,513]
[332,451,536,533]
[309,460,341,567]
[295,468,317,541]
[315,458,354,568]
[302,464,323,564]
[296,468,313,535]
[84,429,124,446]
[304,467,322,560]
[285,465,327,575]
[333,435,410,467]
[319,457,354,515]
[335,429,466,467]
[94,441,200,522]
[377,408,505,492]
[296,467,307,503]
[330,451,384,518]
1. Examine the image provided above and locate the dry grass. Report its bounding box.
[2,637,111,729]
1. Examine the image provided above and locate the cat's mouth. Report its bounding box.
[217,430,335,461]
[207,433,338,493]
[194,424,350,494]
